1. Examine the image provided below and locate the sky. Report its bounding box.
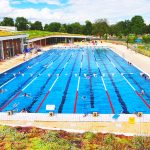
[0,0,150,25]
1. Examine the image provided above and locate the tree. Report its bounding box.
[44,24,49,31]
[1,17,14,26]
[92,19,109,38]
[15,17,29,31]
[70,22,82,34]
[83,20,92,35]
[30,21,43,30]
[59,24,67,33]
[131,16,145,35]
[46,22,61,32]
[144,24,150,34]
[66,24,73,33]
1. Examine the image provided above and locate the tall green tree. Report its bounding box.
[144,24,150,34]
[46,22,61,32]
[83,20,92,35]
[59,24,67,33]
[15,17,29,31]
[70,22,82,34]
[124,20,131,35]
[30,21,43,30]
[131,16,145,35]
[44,24,49,31]
[66,24,73,33]
[1,17,14,26]
[92,19,109,38]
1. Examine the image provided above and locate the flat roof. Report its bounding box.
[0,34,28,41]
[28,35,94,42]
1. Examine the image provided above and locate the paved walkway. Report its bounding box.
[0,47,50,74]
[0,120,149,136]
[1,42,149,75]
[101,42,150,76]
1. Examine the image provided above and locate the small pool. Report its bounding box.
[0,47,150,114]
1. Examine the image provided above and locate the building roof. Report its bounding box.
[0,26,17,32]
[0,34,28,41]
[28,35,94,42]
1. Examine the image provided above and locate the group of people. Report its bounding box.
[128,61,132,65]
[140,72,149,80]
[23,45,40,61]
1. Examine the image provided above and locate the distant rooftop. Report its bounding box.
[0,26,17,32]
[0,30,26,37]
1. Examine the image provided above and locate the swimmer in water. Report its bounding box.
[21,108,28,113]
[0,89,7,94]
[27,66,31,69]
[140,90,145,95]
[93,73,97,78]
[82,96,86,100]
[23,93,31,98]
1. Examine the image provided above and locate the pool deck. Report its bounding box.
[0,42,150,135]
[0,46,51,74]
[102,42,150,76]
[0,42,150,76]
[0,113,150,136]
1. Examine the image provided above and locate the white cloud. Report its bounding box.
[65,0,150,24]
[0,0,12,17]
[0,0,150,24]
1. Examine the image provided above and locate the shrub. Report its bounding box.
[132,136,144,149]
[142,34,150,43]
[83,132,95,142]
[104,134,115,145]
[127,34,137,43]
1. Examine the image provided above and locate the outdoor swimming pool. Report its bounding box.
[0,47,150,114]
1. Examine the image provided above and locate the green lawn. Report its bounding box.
[21,30,83,39]
[0,30,84,39]
[0,31,23,36]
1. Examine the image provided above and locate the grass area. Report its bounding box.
[106,40,150,57]
[0,125,150,150]
[21,30,84,39]
[0,30,84,39]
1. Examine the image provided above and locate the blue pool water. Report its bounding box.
[0,47,150,114]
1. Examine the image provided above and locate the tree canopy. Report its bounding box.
[0,17,14,26]
[0,15,150,37]
[131,16,145,35]
[15,17,29,31]
[30,21,43,30]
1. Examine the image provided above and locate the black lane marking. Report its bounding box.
[0,50,53,87]
[87,50,94,108]
[35,53,73,113]
[108,51,150,100]
[0,51,59,109]
[96,50,129,113]
[26,52,70,112]
[58,52,79,113]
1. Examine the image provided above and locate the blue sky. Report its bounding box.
[10,0,69,9]
[0,0,150,25]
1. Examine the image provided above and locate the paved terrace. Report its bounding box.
[0,113,150,136]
